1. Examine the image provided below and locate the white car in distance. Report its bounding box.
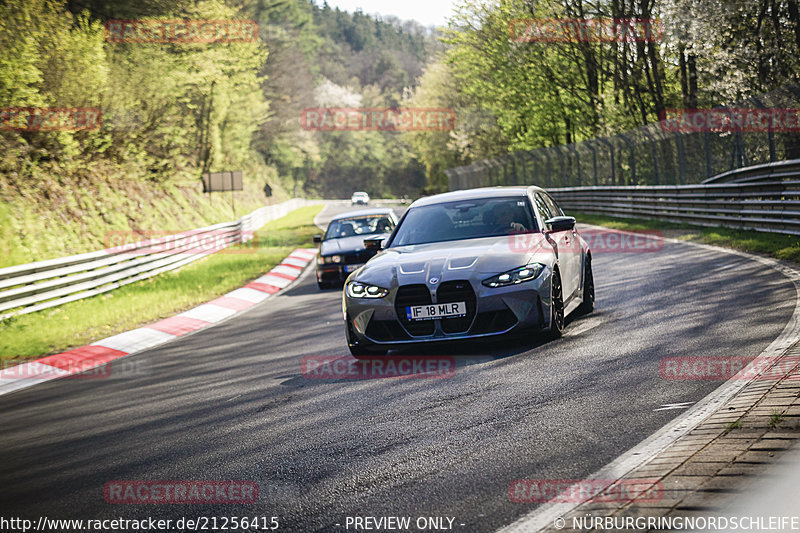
[351,191,370,205]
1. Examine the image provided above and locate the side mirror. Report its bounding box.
[364,238,383,251]
[313,235,322,244]
[544,216,576,233]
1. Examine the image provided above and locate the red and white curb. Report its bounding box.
[0,248,317,396]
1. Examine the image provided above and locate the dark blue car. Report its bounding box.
[314,208,398,289]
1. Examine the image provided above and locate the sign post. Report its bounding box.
[202,170,243,217]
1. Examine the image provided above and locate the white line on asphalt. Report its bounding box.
[654,401,695,412]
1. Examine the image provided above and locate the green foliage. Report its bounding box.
[406,0,800,191]
[247,0,438,198]
[0,205,323,360]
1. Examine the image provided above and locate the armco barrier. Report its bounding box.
[0,199,321,319]
[446,158,800,237]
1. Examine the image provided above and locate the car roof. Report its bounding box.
[330,208,394,221]
[409,186,544,208]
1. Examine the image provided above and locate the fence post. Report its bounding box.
[555,146,567,187]
[598,137,615,185]
[618,133,635,185]
[588,141,598,186]
[568,144,582,186]
[675,132,686,185]
[543,150,552,188]
[751,96,776,162]
[527,151,538,184]
[642,129,660,185]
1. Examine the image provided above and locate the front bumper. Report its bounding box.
[344,273,553,348]
[317,263,365,285]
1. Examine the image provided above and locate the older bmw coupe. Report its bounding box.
[315,208,398,289]
[342,186,594,355]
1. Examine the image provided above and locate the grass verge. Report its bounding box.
[573,212,800,263]
[0,204,322,363]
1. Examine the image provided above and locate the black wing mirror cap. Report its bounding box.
[313,234,323,244]
[544,216,576,233]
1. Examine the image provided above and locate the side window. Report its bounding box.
[534,193,553,223]
[543,192,564,217]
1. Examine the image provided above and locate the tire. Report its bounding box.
[545,269,565,339]
[577,255,595,315]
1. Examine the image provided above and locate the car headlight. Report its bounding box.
[482,263,545,288]
[319,255,342,264]
[346,281,389,298]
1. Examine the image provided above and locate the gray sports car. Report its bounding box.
[342,186,594,355]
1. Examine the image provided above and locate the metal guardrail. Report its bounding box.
[444,157,800,236]
[0,199,320,320]
[543,159,800,236]
[701,158,800,184]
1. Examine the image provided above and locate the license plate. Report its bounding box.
[406,301,466,321]
[344,264,364,273]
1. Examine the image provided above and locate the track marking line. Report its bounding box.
[654,401,695,412]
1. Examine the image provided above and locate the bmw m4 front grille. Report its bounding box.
[436,281,476,333]
[392,281,477,337]
[395,284,435,336]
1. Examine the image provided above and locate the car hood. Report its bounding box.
[353,233,555,285]
[320,234,391,256]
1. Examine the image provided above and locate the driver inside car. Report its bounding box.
[490,203,527,233]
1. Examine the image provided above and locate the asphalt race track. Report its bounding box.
[0,204,796,533]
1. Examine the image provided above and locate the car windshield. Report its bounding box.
[388,197,537,247]
[325,215,394,240]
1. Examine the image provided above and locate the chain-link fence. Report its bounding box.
[446,82,800,190]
